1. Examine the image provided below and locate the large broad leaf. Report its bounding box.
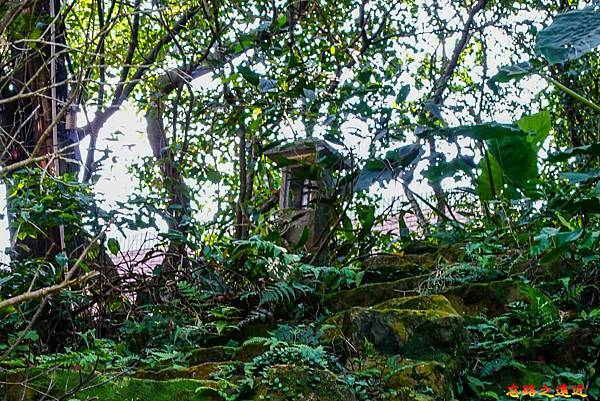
[488,62,535,92]
[477,135,539,201]
[423,157,475,184]
[488,135,539,193]
[353,144,421,192]
[536,4,600,64]
[477,152,504,201]
[559,171,600,183]
[517,110,551,148]
[548,142,600,162]
[238,65,260,86]
[425,123,524,141]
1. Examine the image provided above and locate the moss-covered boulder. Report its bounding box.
[537,324,599,367]
[386,390,437,401]
[441,279,558,319]
[251,364,356,401]
[363,254,440,283]
[187,342,266,365]
[375,295,458,314]
[1,368,222,401]
[324,295,466,360]
[134,361,237,380]
[325,275,428,313]
[385,360,451,399]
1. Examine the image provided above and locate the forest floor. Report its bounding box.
[3,243,598,401]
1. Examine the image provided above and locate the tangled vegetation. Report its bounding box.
[1,1,599,400]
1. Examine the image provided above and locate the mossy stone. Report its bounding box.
[363,254,440,283]
[324,303,466,360]
[134,361,238,380]
[1,368,222,401]
[385,360,450,399]
[375,294,458,315]
[188,342,266,365]
[442,279,558,319]
[537,324,598,367]
[251,364,356,401]
[325,275,428,313]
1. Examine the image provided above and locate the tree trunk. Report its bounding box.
[0,0,80,260]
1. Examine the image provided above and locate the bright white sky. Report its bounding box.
[0,4,550,254]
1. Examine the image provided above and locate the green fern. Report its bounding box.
[258,281,311,306]
[480,356,525,377]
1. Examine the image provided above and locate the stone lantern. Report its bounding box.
[265,139,346,257]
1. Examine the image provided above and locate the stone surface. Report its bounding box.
[386,360,450,399]
[441,279,558,319]
[1,369,221,401]
[363,254,439,283]
[323,295,466,360]
[537,324,598,367]
[251,364,356,401]
[325,275,428,313]
[188,342,266,365]
[134,361,237,381]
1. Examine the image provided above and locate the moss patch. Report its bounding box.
[363,254,440,283]
[375,295,458,314]
[442,279,558,319]
[324,306,466,360]
[187,342,266,365]
[251,364,356,401]
[385,360,450,399]
[2,369,221,401]
[325,275,428,313]
[134,361,238,380]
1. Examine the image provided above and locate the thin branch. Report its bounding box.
[0,229,106,311]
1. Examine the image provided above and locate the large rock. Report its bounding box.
[325,275,428,313]
[1,368,222,401]
[134,361,237,380]
[386,360,450,399]
[537,324,599,367]
[187,342,266,365]
[323,295,466,360]
[363,254,439,283]
[251,364,356,401]
[441,279,558,319]
[362,246,465,284]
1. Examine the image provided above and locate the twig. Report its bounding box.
[0,229,106,311]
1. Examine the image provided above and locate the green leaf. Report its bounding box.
[423,157,474,184]
[293,227,309,250]
[488,62,535,91]
[540,245,568,264]
[353,144,421,192]
[559,171,600,183]
[107,238,120,255]
[488,135,539,196]
[395,85,410,104]
[548,142,600,162]
[215,321,227,335]
[426,123,524,141]
[259,78,277,93]
[21,330,39,341]
[517,110,551,148]
[535,5,600,64]
[238,65,260,86]
[276,14,287,27]
[477,152,504,201]
[55,252,68,268]
[555,229,583,247]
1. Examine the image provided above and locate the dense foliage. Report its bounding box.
[0,1,599,400]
